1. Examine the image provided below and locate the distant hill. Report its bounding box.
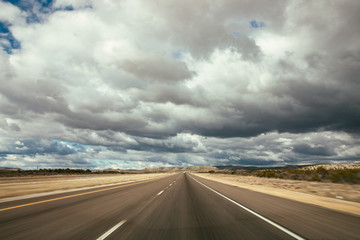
[301,163,360,170]
[0,167,22,172]
[136,166,218,173]
[1,163,359,176]
[213,165,312,171]
[133,165,312,173]
[135,163,360,173]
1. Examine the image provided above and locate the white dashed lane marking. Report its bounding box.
[97,220,127,240]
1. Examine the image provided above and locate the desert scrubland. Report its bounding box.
[0,173,170,200]
[1,164,359,216]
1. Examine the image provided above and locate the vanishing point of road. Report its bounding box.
[0,173,359,239]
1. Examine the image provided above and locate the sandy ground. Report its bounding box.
[193,173,360,216]
[0,173,170,199]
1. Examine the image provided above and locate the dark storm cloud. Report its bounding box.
[72,130,206,154]
[2,0,358,140]
[225,159,279,166]
[0,0,359,169]
[56,112,148,133]
[0,119,21,131]
[292,144,335,156]
[131,84,208,107]
[129,137,206,153]
[120,56,194,82]
[269,79,360,135]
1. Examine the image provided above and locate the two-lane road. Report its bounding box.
[0,173,359,239]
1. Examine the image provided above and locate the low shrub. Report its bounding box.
[216,167,360,184]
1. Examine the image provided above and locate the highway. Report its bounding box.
[0,173,359,239]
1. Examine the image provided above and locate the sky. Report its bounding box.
[0,0,359,170]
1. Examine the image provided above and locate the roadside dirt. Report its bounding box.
[193,173,360,216]
[0,173,170,199]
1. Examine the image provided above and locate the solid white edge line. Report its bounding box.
[189,175,306,240]
[157,190,164,196]
[97,220,126,240]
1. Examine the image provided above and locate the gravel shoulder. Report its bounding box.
[193,173,360,216]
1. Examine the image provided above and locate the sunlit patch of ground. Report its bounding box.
[193,173,360,216]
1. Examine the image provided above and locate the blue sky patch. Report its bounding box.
[232,31,242,38]
[0,21,21,54]
[57,140,93,150]
[63,5,74,11]
[172,50,183,60]
[4,0,54,12]
[4,0,53,23]
[3,0,75,24]
[0,0,80,54]
[0,22,10,33]
[250,20,265,29]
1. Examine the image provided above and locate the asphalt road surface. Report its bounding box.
[0,173,359,239]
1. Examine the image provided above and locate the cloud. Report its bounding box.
[0,139,77,156]
[120,56,194,83]
[0,1,24,23]
[292,144,335,156]
[0,0,359,169]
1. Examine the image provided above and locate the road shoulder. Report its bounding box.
[192,173,360,216]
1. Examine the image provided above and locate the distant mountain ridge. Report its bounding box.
[1,163,359,174]
[0,167,22,172]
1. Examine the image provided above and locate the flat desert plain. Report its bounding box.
[1,172,359,216]
[0,173,171,201]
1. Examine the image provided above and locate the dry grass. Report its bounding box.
[207,166,360,184]
[193,173,360,216]
[0,173,171,199]
[255,168,360,183]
